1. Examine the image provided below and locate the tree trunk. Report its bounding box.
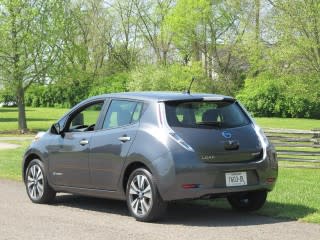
[192,40,201,61]
[255,0,260,42]
[17,87,28,133]
[162,50,168,65]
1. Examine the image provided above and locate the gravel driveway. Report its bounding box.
[0,179,319,240]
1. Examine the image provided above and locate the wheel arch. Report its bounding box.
[122,161,152,192]
[22,153,42,182]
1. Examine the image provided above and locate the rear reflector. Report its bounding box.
[182,184,200,189]
[266,177,276,184]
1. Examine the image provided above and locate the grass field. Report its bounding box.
[0,107,68,133]
[255,117,320,130]
[0,140,30,180]
[1,107,320,133]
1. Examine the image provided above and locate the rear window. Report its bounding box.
[165,101,250,129]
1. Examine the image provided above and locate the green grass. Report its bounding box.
[0,107,68,133]
[255,117,320,130]
[0,140,31,180]
[195,168,320,224]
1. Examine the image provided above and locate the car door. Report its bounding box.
[48,100,105,188]
[89,99,144,190]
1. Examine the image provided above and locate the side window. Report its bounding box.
[67,102,104,132]
[103,100,143,129]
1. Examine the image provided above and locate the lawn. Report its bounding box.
[1,107,320,133]
[0,107,68,133]
[0,140,30,180]
[255,117,320,130]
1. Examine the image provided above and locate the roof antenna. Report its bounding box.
[186,76,195,94]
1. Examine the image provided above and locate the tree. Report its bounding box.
[0,0,62,132]
[107,0,139,70]
[267,0,320,75]
[133,0,174,65]
[166,0,252,94]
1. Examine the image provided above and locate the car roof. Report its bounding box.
[91,91,234,102]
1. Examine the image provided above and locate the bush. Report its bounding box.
[0,88,16,104]
[88,72,129,96]
[237,75,320,118]
[25,72,130,108]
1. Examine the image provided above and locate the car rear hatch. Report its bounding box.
[164,99,263,163]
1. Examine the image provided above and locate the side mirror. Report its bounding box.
[51,123,62,135]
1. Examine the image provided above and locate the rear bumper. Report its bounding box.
[156,148,278,201]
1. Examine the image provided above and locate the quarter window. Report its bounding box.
[103,100,143,129]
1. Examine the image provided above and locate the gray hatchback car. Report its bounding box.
[23,92,278,221]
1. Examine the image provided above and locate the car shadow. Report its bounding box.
[51,194,316,226]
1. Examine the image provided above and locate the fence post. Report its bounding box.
[312,128,320,146]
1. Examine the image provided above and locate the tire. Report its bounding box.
[126,168,167,222]
[227,190,267,211]
[25,159,56,204]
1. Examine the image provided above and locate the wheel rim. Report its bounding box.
[129,174,153,217]
[27,164,44,200]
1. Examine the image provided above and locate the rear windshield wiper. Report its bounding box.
[197,121,222,127]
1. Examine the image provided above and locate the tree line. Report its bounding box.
[0,0,320,132]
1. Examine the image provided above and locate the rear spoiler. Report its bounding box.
[202,96,235,102]
[160,96,235,102]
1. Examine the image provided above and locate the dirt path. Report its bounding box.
[0,142,20,149]
[0,136,32,149]
[0,179,319,240]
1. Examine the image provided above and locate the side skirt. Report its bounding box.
[51,184,126,200]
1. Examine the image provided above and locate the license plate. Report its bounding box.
[225,172,247,187]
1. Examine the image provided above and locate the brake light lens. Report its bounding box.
[266,177,276,184]
[182,184,200,189]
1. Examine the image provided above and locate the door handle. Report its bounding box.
[118,136,131,142]
[79,139,89,146]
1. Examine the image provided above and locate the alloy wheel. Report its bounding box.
[128,174,153,216]
[27,164,44,201]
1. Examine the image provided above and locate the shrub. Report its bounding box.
[0,88,16,104]
[88,72,129,96]
[237,75,320,118]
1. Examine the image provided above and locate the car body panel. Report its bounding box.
[47,132,92,188]
[89,124,138,190]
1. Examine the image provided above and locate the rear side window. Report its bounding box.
[165,101,250,129]
[103,100,143,129]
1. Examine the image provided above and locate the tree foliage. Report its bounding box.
[237,75,320,118]
[1,0,320,132]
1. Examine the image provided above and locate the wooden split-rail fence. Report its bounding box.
[263,128,320,169]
